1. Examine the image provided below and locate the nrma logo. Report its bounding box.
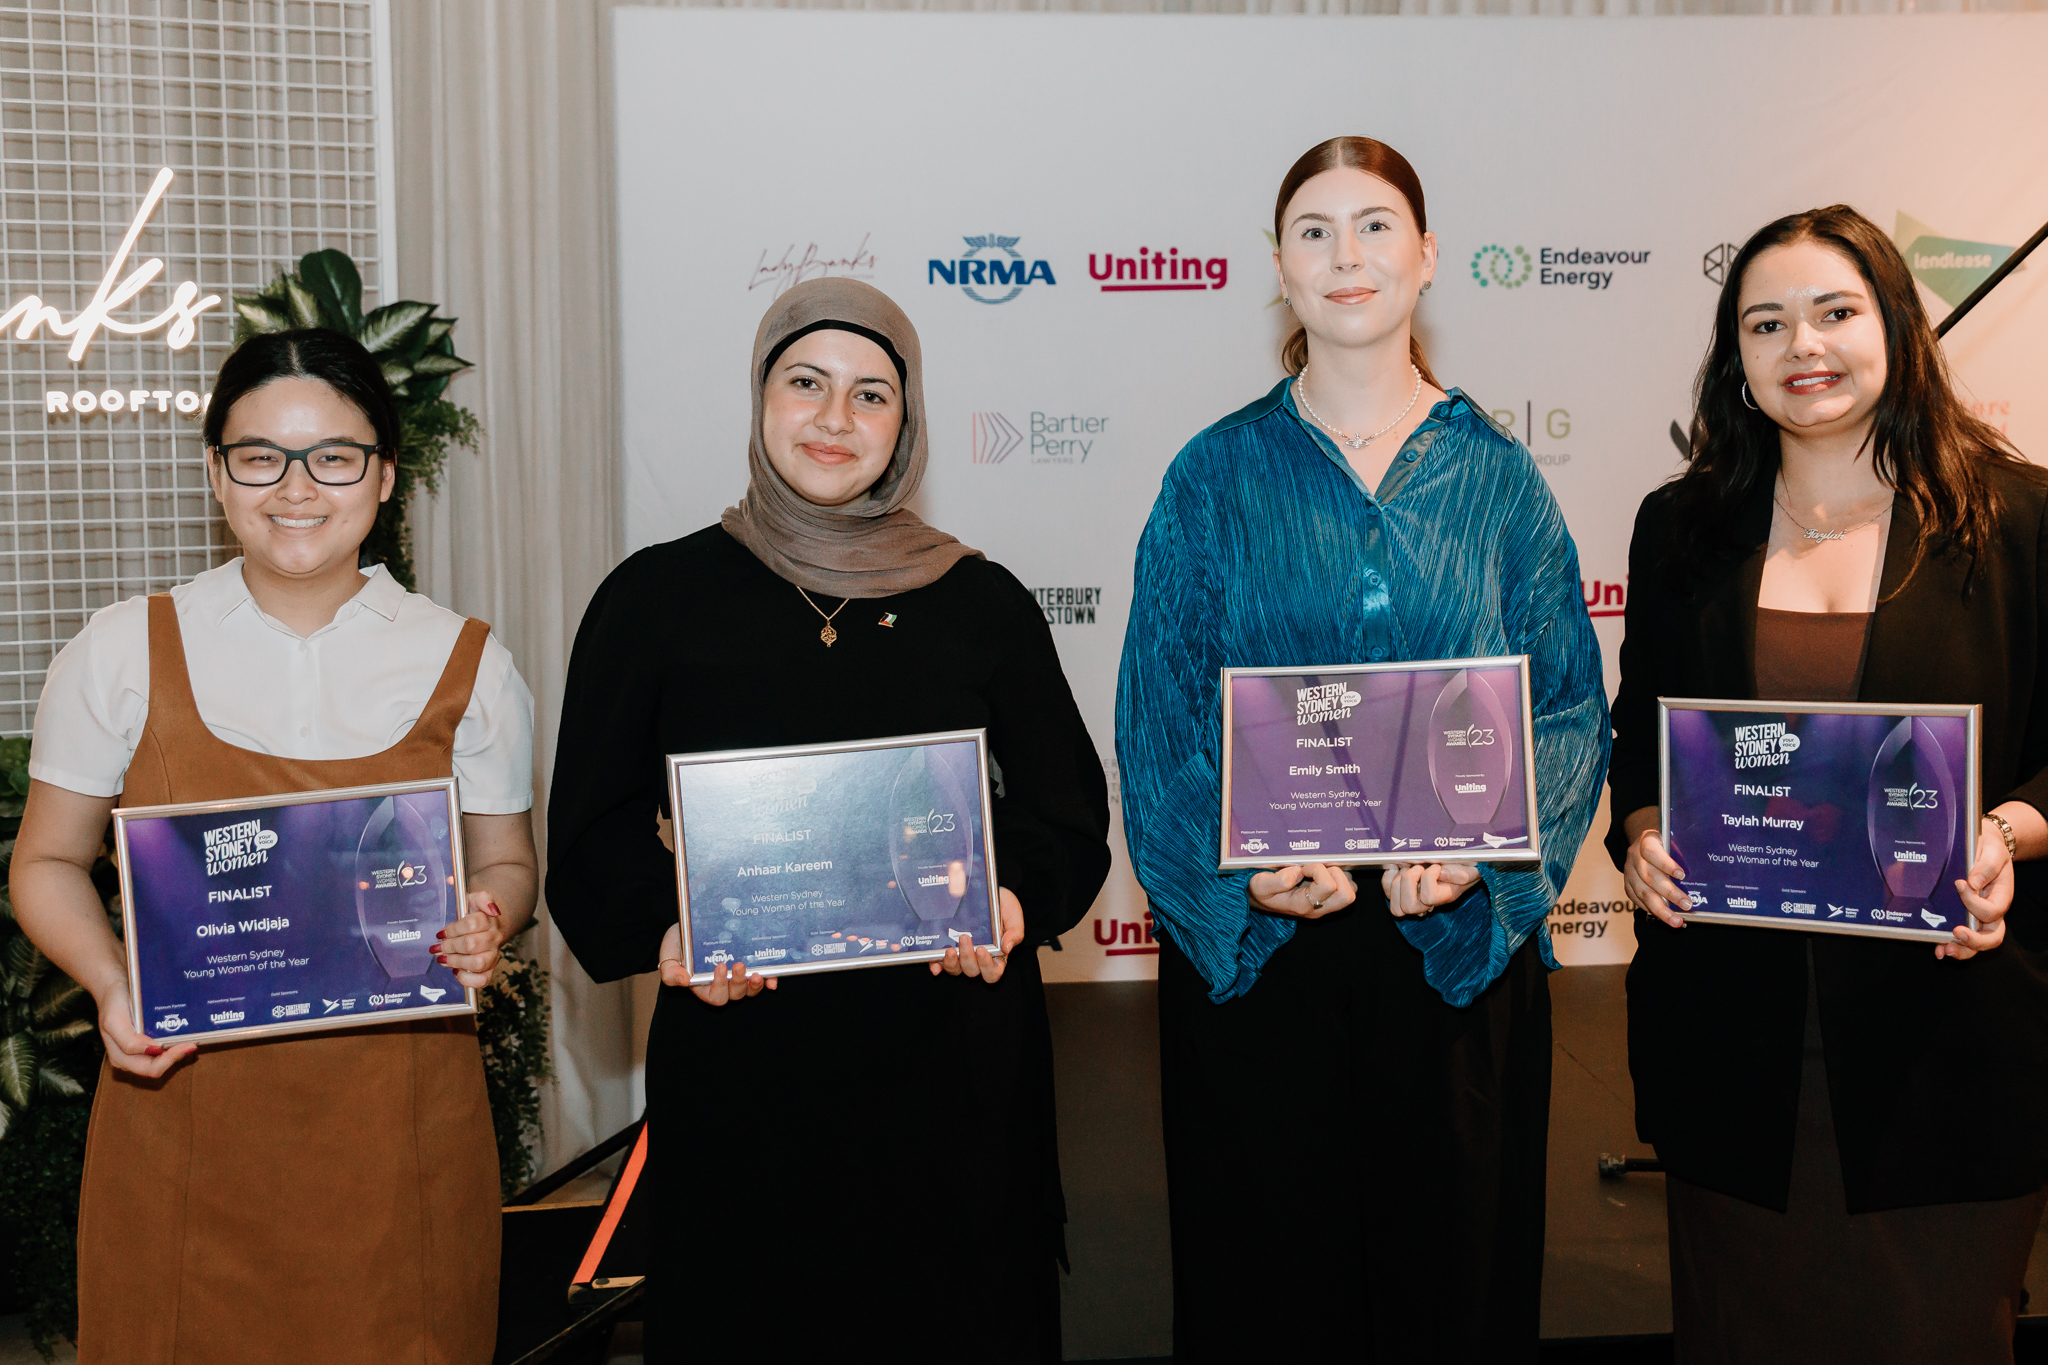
[928,235,1056,305]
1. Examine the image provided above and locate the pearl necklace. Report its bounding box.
[1295,364,1422,452]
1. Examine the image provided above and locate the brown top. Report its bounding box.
[76,593,501,1365]
[1754,606,1872,704]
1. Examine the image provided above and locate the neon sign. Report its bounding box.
[0,167,221,363]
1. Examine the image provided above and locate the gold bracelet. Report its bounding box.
[658,956,684,969]
[1988,811,2019,861]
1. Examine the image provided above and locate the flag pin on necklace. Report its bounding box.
[878,612,898,628]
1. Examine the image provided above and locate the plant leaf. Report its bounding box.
[379,361,414,389]
[0,1099,11,1142]
[234,297,294,334]
[409,353,471,378]
[297,249,363,331]
[37,1062,84,1098]
[35,1018,94,1045]
[0,1032,35,1108]
[425,319,455,346]
[358,301,434,355]
[5,931,44,996]
[285,276,324,330]
[30,971,86,1022]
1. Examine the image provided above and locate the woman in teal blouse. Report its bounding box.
[1115,137,1608,1363]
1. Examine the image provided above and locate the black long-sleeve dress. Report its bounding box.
[546,526,1112,1364]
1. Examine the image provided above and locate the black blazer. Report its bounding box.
[1609,461,2048,1213]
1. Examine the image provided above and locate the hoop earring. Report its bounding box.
[1740,382,1759,411]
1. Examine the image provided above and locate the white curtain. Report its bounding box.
[390,0,2038,1172]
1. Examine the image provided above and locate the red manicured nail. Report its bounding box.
[145,1045,164,1057]
[436,928,448,939]
[482,898,501,918]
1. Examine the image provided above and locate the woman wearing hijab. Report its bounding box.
[1116,137,1607,1361]
[13,329,536,1364]
[546,278,1112,1363]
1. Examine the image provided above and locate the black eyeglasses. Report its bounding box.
[212,440,387,487]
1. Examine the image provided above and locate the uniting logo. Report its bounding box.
[1583,576,1626,619]
[1087,245,1227,292]
[1473,242,1651,292]
[1894,212,2015,307]
[928,235,1057,304]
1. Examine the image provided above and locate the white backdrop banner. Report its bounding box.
[612,9,2048,979]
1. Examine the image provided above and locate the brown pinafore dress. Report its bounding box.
[75,594,501,1365]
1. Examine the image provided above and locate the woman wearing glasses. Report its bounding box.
[11,329,537,1364]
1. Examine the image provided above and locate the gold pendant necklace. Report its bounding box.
[1773,475,1893,543]
[795,585,851,647]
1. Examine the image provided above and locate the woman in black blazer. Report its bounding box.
[1610,205,2048,1365]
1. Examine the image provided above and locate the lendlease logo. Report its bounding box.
[1894,212,2016,307]
[928,235,1056,304]
[971,411,1109,464]
[1088,246,1227,292]
[1474,242,1651,292]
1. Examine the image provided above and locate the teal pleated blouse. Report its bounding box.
[1114,379,1610,1006]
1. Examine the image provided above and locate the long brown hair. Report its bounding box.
[1273,136,1440,388]
[1668,204,2029,593]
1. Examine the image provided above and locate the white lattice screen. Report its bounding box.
[0,0,386,735]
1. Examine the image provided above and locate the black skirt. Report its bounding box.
[1157,893,1552,1364]
[1666,945,2045,1365]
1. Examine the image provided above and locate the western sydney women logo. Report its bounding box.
[203,818,277,876]
[927,235,1057,304]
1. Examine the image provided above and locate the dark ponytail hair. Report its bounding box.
[204,328,401,455]
[1669,204,2027,594]
[1273,136,1441,388]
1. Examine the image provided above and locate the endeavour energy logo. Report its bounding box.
[1473,242,1651,292]
[1894,212,2015,308]
[928,235,1056,304]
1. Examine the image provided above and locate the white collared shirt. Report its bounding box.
[30,559,535,814]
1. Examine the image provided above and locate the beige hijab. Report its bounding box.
[721,278,980,598]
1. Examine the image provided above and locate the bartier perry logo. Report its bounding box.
[928,235,1056,305]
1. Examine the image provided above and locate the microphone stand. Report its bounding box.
[1934,217,2048,338]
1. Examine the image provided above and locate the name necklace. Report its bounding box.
[1295,363,1422,452]
[1773,475,1894,543]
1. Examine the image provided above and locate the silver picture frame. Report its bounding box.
[113,775,476,1045]
[1658,697,1984,941]
[1219,655,1542,869]
[665,728,1004,984]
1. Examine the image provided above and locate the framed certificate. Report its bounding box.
[1660,699,1983,941]
[665,730,1003,984]
[1219,656,1540,869]
[113,777,476,1045]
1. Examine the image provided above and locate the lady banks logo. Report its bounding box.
[928,235,1056,304]
[1471,244,1532,289]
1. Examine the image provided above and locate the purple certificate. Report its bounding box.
[113,778,475,1045]
[666,730,1003,983]
[1219,657,1539,869]
[1660,700,1982,941]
